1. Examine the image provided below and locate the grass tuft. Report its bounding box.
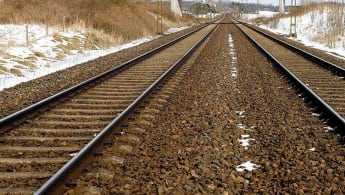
[34,51,45,58]
[9,68,23,76]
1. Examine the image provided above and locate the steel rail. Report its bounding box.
[34,24,217,194]
[235,23,345,135]
[239,21,345,77]
[0,24,208,133]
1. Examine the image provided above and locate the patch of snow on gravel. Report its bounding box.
[236,161,261,172]
[238,134,255,150]
[228,33,238,80]
[235,110,245,118]
[324,126,334,132]
[237,123,254,131]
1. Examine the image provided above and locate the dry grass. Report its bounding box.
[34,51,44,58]
[9,68,23,76]
[0,65,9,73]
[0,0,190,42]
[250,13,283,28]
[55,53,66,60]
[19,60,36,68]
[52,33,63,42]
[85,28,123,49]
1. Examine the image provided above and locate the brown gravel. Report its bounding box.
[105,22,345,194]
[0,26,199,118]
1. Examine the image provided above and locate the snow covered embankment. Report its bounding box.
[0,24,189,91]
[256,8,345,59]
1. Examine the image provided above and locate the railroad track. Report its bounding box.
[234,21,345,136]
[0,22,217,194]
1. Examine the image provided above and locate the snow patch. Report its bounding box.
[69,152,78,157]
[235,110,245,118]
[312,113,320,117]
[309,147,316,151]
[228,34,238,81]
[238,134,255,150]
[0,24,51,46]
[164,26,189,35]
[237,123,254,131]
[241,135,250,138]
[324,126,334,132]
[244,11,279,20]
[236,161,261,172]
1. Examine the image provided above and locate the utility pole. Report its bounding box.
[26,25,29,46]
[240,0,243,18]
[171,0,182,17]
[343,0,345,36]
[290,0,297,37]
[240,1,243,18]
[193,0,195,15]
[257,0,259,14]
[243,0,248,19]
[156,0,163,35]
[279,0,285,13]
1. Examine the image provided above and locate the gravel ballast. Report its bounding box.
[110,23,345,193]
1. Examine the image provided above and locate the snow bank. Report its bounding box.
[245,11,279,20]
[256,9,345,59]
[0,25,190,91]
